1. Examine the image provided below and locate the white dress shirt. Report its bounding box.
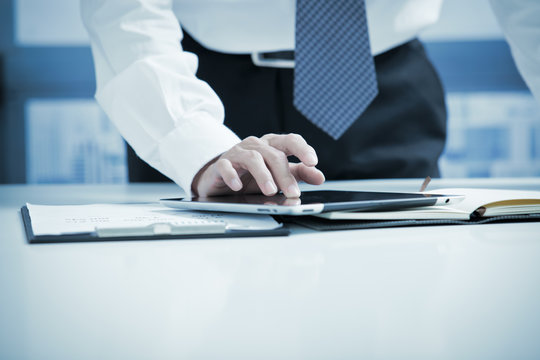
[81,0,540,196]
[489,0,540,103]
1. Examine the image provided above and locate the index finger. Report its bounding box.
[262,133,318,167]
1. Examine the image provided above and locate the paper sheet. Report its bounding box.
[26,203,282,236]
[426,188,540,216]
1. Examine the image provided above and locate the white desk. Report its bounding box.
[1,178,540,359]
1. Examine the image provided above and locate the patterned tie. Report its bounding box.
[294,0,378,140]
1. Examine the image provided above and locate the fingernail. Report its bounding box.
[307,152,318,165]
[231,178,242,191]
[287,184,300,198]
[264,181,277,194]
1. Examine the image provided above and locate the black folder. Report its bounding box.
[284,213,540,231]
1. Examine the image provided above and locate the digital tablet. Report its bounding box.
[160,190,464,216]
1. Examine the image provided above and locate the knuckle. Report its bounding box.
[243,136,261,146]
[230,143,243,153]
[286,133,302,143]
[261,133,276,140]
[245,149,263,162]
[268,149,288,164]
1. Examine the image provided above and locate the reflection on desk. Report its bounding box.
[1,178,540,359]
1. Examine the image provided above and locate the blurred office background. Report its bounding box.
[0,0,539,184]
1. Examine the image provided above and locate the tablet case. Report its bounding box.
[21,206,290,244]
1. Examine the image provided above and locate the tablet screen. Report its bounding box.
[191,190,439,206]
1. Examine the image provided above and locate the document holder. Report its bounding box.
[21,206,289,244]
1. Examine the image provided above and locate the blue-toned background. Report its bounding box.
[1,0,539,184]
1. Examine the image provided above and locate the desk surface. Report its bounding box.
[1,178,540,359]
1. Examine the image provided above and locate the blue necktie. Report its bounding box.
[294,0,378,140]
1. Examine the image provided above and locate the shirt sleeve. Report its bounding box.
[80,0,241,197]
[489,0,540,102]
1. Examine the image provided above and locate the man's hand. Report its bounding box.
[191,133,325,198]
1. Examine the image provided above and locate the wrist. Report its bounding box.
[190,154,221,197]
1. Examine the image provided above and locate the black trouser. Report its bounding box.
[127,33,447,182]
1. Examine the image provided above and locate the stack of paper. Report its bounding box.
[25,203,282,239]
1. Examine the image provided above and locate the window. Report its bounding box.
[2,0,539,184]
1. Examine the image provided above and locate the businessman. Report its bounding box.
[81,0,540,198]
